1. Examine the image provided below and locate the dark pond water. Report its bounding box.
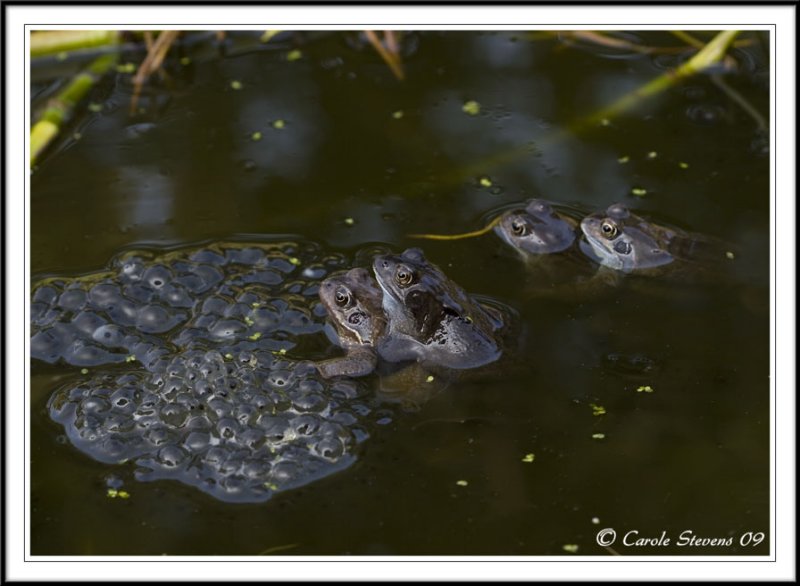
[30,30,770,556]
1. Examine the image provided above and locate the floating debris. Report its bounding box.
[391,110,404,119]
[647,151,658,159]
[180,57,191,66]
[251,131,262,141]
[125,355,136,363]
[80,368,89,375]
[230,80,243,91]
[725,251,735,260]
[286,49,302,62]
[106,488,129,499]
[590,404,606,416]
[478,176,493,188]
[251,302,261,309]
[248,332,262,341]
[562,544,580,553]
[344,217,355,226]
[288,257,301,266]
[591,517,600,525]
[224,353,234,360]
[462,100,481,116]
[521,453,535,463]
[244,316,254,326]
[272,119,286,130]
[260,30,281,43]
[617,155,630,164]
[630,187,648,197]
[87,103,103,113]
[455,480,469,487]
[116,62,136,74]
[679,161,690,169]
[592,433,606,440]
[599,118,611,126]
[425,375,435,383]
[636,385,654,393]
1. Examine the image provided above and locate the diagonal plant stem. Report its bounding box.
[364,30,405,81]
[130,30,181,114]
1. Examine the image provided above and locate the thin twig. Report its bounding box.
[364,30,405,81]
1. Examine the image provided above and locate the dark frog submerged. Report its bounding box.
[373,248,507,370]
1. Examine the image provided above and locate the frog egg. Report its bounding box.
[301,265,327,280]
[136,304,184,334]
[120,259,145,281]
[31,329,66,363]
[257,415,291,442]
[159,284,194,308]
[57,288,88,312]
[70,311,107,336]
[92,324,127,348]
[201,295,231,316]
[207,398,233,420]
[159,403,189,428]
[268,369,294,390]
[88,283,122,309]
[237,428,265,450]
[313,436,344,461]
[65,340,127,367]
[215,417,241,441]
[269,460,300,484]
[226,247,266,265]
[105,299,138,326]
[155,445,189,468]
[102,411,136,434]
[291,413,321,437]
[79,396,111,415]
[142,265,173,289]
[145,426,175,447]
[124,283,155,303]
[109,386,139,415]
[33,285,60,305]
[190,265,224,291]
[291,391,328,413]
[241,458,271,479]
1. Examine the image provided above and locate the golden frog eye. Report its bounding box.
[511,219,527,236]
[334,289,350,306]
[601,221,618,239]
[396,266,414,286]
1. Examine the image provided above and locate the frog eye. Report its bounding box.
[396,266,414,286]
[600,221,618,239]
[511,219,528,236]
[334,289,350,306]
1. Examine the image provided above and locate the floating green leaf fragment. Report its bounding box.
[118,490,130,499]
[80,368,89,375]
[592,517,600,525]
[725,251,735,260]
[116,62,136,74]
[647,151,658,159]
[679,161,690,169]
[631,187,648,197]
[592,433,606,440]
[272,119,286,129]
[289,257,301,266]
[125,355,136,363]
[425,375,435,383]
[456,480,469,487]
[106,488,118,498]
[251,302,261,308]
[249,332,262,341]
[521,453,535,463]
[617,156,630,164]
[462,100,481,116]
[56,51,68,62]
[562,544,580,554]
[251,131,262,141]
[478,176,493,188]
[230,80,243,90]
[88,103,102,113]
[590,403,606,416]
[264,482,279,490]
[272,348,287,356]
[286,49,302,62]
[599,118,611,127]
[224,353,234,360]
[180,56,191,66]
[636,385,654,393]
[392,110,404,120]
[244,316,255,326]
[344,217,355,226]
